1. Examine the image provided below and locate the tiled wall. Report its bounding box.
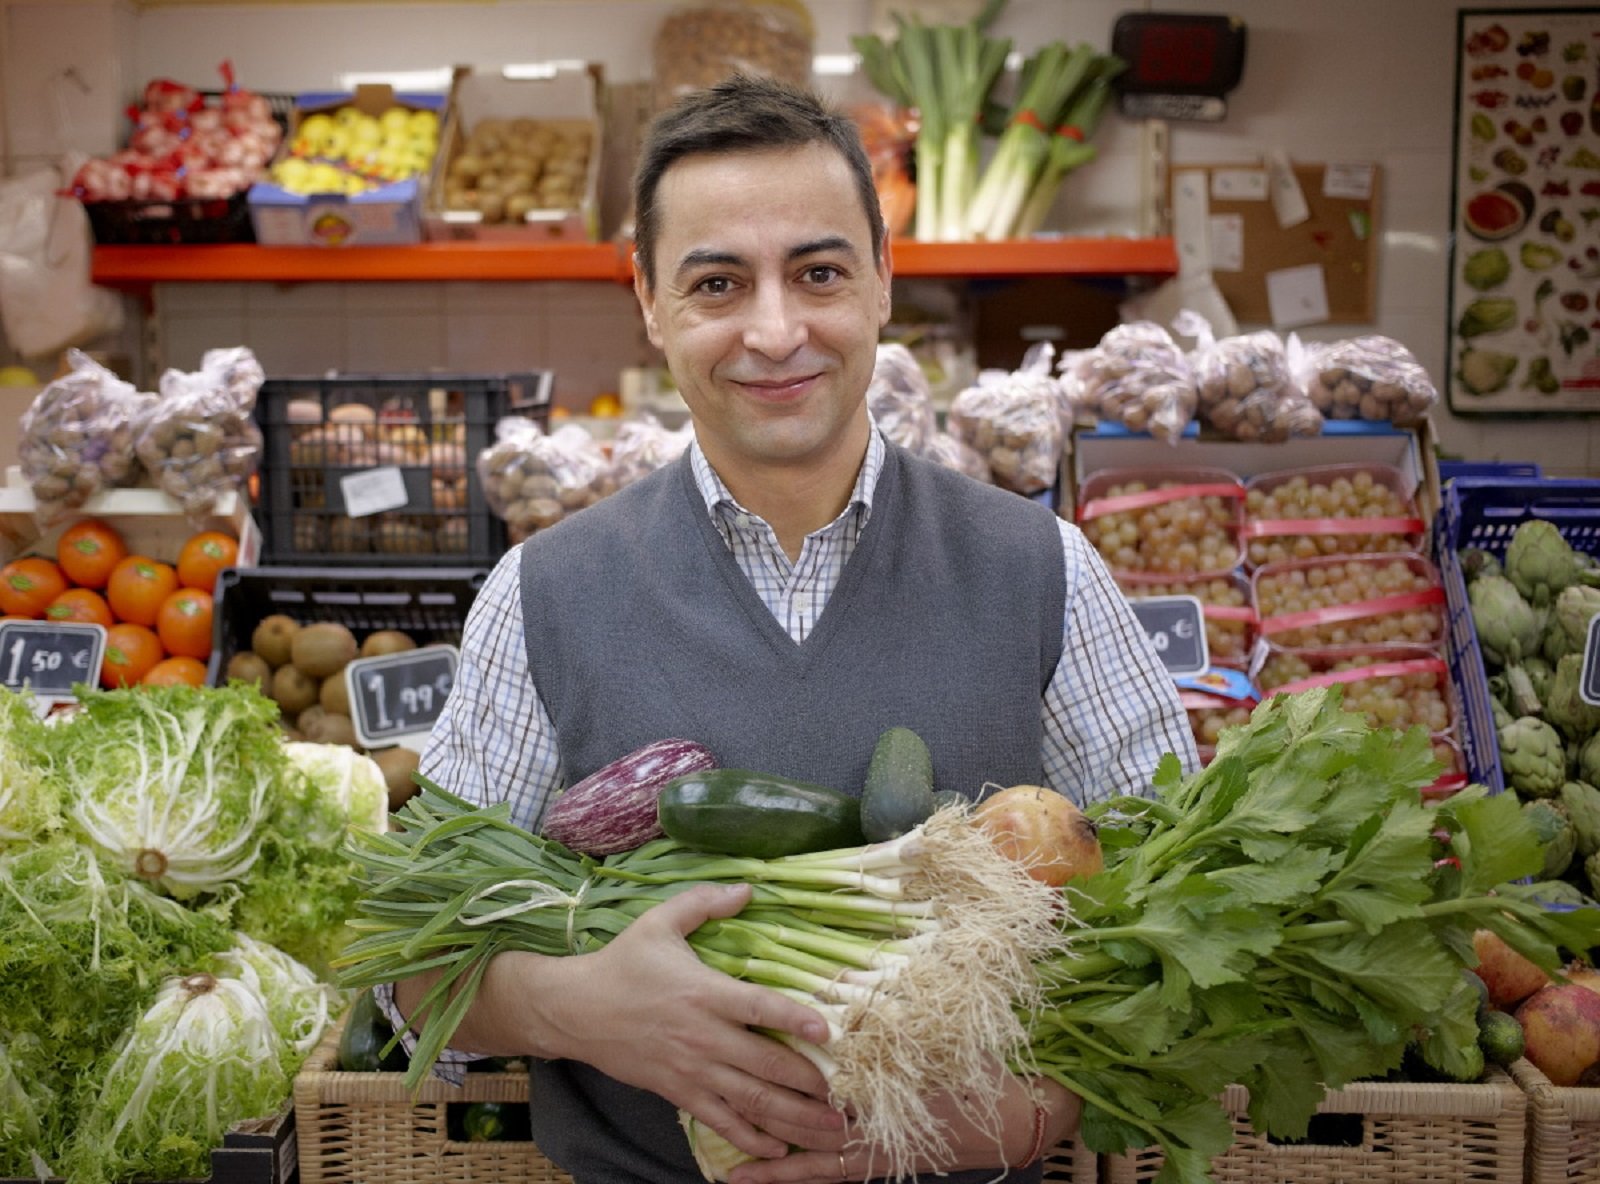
[2,0,1597,468]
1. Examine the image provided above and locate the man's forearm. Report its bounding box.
[393,950,574,1061]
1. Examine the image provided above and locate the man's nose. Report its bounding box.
[741,281,807,359]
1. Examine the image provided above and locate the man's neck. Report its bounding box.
[708,420,871,562]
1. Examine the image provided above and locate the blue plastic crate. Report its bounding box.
[1437,460,1542,483]
[1433,477,1600,792]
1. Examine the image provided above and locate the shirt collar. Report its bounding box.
[687,418,886,526]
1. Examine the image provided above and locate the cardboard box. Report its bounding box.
[247,86,445,246]
[424,64,602,243]
[0,466,260,570]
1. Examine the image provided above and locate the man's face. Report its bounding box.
[635,143,891,478]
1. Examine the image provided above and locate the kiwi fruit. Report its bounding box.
[225,651,272,693]
[310,714,359,749]
[291,622,359,679]
[360,629,418,658]
[371,745,422,811]
[319,671,351,716]
[252,614,300,668]
[296,705,329,737]
[271,664,320,717]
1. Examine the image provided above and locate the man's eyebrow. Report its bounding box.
[672,237,862,281]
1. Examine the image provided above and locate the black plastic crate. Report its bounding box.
[1432,477,1600,793]
[205,565,488,687]
[253,371,551,568]
[82,90,294,246]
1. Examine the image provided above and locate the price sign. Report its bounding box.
[0,621,107,703]
[1129,595,1209,677]
[346,644,458,748]
[1580,614,1600,707]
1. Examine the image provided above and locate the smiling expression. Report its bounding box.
[635,143,892,483]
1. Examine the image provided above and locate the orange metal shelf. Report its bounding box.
[91,236,1176,287]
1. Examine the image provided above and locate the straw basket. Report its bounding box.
[1510,1058,1600,1184]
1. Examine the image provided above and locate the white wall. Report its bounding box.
[0,0,1593,468]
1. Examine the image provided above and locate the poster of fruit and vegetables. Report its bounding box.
[1448,7,1600,412]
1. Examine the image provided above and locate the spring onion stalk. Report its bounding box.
[967,42,1098,240]
[1011,64,1121,239]
[337,777,1065,1178]
[934,23,1012,240]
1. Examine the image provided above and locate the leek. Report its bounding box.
[934,23,1012,240]
[1012,63,1121,238]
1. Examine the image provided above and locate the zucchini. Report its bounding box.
[860,727,936,842]
[658,770,864,858]
[336,988,409,1073]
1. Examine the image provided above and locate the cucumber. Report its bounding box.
[658,770,864,858]
[336,988,408,1073]
[860,727,936,842]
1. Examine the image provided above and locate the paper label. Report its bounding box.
[1211,169,1268,201]
[1172,170,1212,276]
[1265,263,1330,329]
[1323,162,1375,200]
[1208,214,1244,272]
[340,466,409,518]
[1266,149,1310,228]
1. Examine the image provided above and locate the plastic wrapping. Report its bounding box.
[923,431,991,483]
[1068,322,1198,444]
[1252,553,1445,652]
[946,348,1063,495]
[17,349,155,526]
[1077,466,1246,578]
[1297,334,1439,427]
[477,418,615,542]
[1242,463,1425,568]
[133,346,265,520]
[866,342,936,455]
[609,415,694,489]
[1254,643,1456,737]
[1176,311,1322,442]
[652,0,813,110]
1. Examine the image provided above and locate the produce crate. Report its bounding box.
[1511,1057,1600,1184]
[1102,1070,1526,1183]
[83,89,294,246]
[1040,1138,1097,1183]
[253,372,551,568]
[205,565,486,687]
[294,1016,568,1184]
[1432,478,1600,791]
[0,1099,297,1184]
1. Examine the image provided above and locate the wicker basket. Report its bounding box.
[1511,1057,1600,1184]
[293,1018,571,1184]
[1041,1137,1097,1183]
[1102,1069,1526,1184]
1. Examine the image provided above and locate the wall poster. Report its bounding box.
[1448,7,1600,414]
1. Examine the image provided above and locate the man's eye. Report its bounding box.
[695,276,732,295]
[804,265,842,284]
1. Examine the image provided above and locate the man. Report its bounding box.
[386,74,1195,1183]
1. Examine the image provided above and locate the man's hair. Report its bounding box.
[632,74,886,289]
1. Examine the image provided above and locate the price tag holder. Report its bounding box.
[346,644,458,749]
[1580,615,1600,707]
[0,621,107,704]
[1129,595,1209,677]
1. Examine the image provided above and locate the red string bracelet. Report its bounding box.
[1010,1100,1049,1169]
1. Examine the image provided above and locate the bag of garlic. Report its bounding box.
[1175,309,1322,442]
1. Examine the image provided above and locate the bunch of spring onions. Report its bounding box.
[336,776,1064,1179]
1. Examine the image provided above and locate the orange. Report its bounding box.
[101,623,163,688]
[106,556,178,627]
[0,557,69,618]
[56,519,127,589]
[155,588,214,660]
[46,587,115,629]
[176,531,239,593]
[142,656,207,687]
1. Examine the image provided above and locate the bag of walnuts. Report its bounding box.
[1174,310,1322,443]
[477,418,615,543]
[1297,334,1439,427]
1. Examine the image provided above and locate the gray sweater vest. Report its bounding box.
[518,442,1065,1184]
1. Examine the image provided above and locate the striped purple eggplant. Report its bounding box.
[541,738,717,855]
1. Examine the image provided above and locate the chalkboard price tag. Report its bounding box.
[1580,614,1600,708]
[346,644,458,748]
[0,621,107,703]
[1128,595,1209,677]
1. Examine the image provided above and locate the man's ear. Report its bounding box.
[633,256,663,348]
[877,237,893,328]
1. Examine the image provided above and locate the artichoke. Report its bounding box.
[1560,780,1600,857]
[1587,850,1600,901]
[1545,584,1600,664]
[1524,656,1555,703]
[1505,519,1600,607]
[1458,547,1502,584]
[1469,573,1545,667]
[1546,653,1600,742]
[1501,714,1567,798]
[1580,732,1600,789]
[1524,798,1577,879]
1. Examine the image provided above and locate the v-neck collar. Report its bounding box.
[676,448,897,672]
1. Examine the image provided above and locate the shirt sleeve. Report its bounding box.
[1040,519,1200,807]
[375,544,566,1084]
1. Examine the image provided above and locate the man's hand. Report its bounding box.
[513,882,847,1160]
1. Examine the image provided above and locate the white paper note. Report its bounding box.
[1172,170,1212,276]
[1211,169,1268,201]
[341,466,409,518]
[1265,149,1310,229]
[1266,264,1330,329]
[1323,163,1375,200]
[1208,214,1244,272]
